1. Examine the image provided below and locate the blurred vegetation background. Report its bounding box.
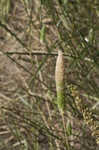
[0,0,99,150]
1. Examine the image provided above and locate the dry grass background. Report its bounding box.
[0,0,99,150]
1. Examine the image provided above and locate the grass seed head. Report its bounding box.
[55,50,65,112]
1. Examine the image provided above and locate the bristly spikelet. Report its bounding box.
[55,50,65,112]
[69,85,99,145]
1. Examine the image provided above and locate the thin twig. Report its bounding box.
[3,51,94,63]
[0,50,54,92]
[0,21,28,51]
[4,51,74,57]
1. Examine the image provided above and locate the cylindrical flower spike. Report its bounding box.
[55,50,65,112]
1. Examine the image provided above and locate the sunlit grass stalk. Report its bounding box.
[0,0,11,22]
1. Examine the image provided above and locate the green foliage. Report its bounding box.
[0,0,11,22]
[40,24,46,43]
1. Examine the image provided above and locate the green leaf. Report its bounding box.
[40,24,46,43]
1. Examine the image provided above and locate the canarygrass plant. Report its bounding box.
[0,0,99,150]
[55,50,65,113]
